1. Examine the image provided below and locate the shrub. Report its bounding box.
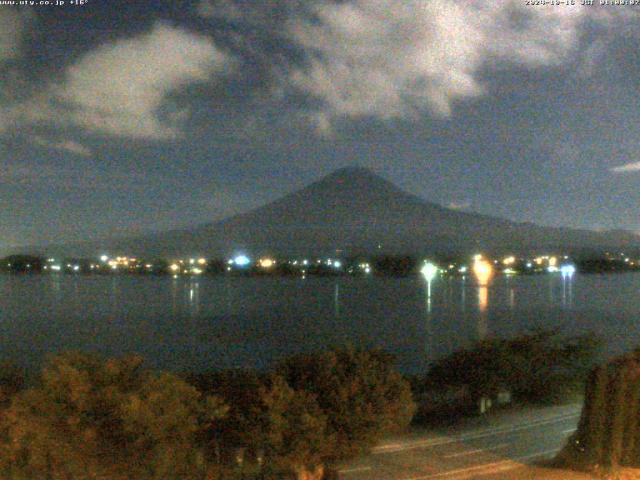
[277,347,416,460]
[424,328,600,404]
[0,351,226,480]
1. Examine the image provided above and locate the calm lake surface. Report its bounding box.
[1,273,639,374]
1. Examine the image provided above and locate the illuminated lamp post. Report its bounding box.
[421,262,438,313]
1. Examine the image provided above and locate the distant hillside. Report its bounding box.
[29,167,640,258]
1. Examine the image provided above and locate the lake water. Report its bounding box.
[1,273,639,374]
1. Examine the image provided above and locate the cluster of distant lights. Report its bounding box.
[226,255,348,272]
[420,253,578,284]
[168,257,208,276]
[43,258,99,273]
[30,252,582,279]
[36,254,357,276]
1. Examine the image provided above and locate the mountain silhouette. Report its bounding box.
[39,167,640,257]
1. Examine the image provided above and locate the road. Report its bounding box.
[337,404,581,480]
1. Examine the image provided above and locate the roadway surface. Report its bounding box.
[337,404,581,480]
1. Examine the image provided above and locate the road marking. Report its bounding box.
[338,466,372,474]
[442,443,508,458]
[374,412,579,454]
[402,448,558,480]
[563,428,576,434]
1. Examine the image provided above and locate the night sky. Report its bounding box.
[1,0,640,249]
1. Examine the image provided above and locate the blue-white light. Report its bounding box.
[233,255,251,267]
[560,264,576,276]
[421,262,438,282]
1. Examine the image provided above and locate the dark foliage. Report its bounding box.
[424,328,600,403]
[559,349,640,472]
[277,347,416,460]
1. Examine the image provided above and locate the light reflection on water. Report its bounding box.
[0,272,638,374]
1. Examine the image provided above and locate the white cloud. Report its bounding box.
[53,22,229,139]
[288,0,633,122]
[1,22,224,141]
[33,136,92,157]
[2,22,230,141]
[611,162,640,173]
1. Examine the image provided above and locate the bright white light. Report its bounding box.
[421,262,438,282]
[72,265,80,272]
[234,255,251,267]
[302,259,309,266]
[334,260,342,269]
[560,264,576,276]
[100,255,109,262]
[459,266,468,274]
[51,265,61,272]
[547,266,559,273]
[169,264,180,272]
[191,268,203,275]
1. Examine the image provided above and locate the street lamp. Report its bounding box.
[421,262,438,283]
[421,261,438,312]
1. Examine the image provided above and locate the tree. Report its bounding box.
[0,351,227,480]
[277,347,416,460]
[0,362,24,407]
[559,350,640,472]
[193,371,330,480]
[250,375,329,480]
[425,328,600,403]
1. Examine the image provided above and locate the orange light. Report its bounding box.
[473,259,493,286]
[502,256,515,266]
[259,258,275,268]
